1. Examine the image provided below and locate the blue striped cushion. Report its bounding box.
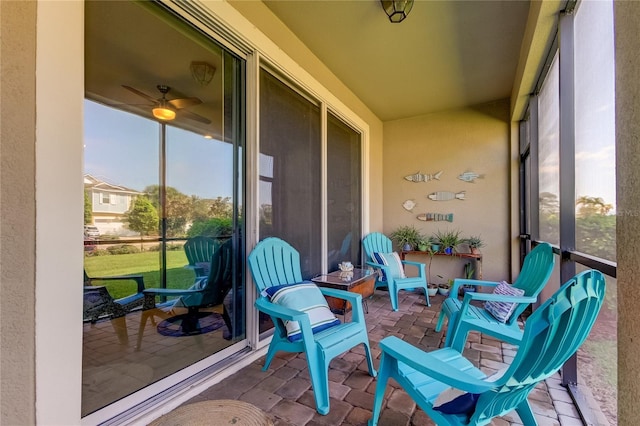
[484,281,525,323]
[372,252,406,281]
[263,282,340,342]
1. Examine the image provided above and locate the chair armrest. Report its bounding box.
[89,274,145,293]
[449,278,500,298]
[379,336,494,394]
[319,288,366,322]
[254,297,308,323]
[143,288,203,297]
[462,291,536,304]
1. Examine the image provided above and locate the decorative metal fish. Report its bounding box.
[427,191,466,201]
[404,170,443,183]
[402,199,417,211]
[457,171,484,183]
[416,213,454,222]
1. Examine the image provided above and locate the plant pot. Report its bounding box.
[461,285,476,295]
[438,285,450,296]
[427,285,438,296]
[444,246,454,255]
[470,247,480,255]
[418,244,428,252]
[431,244,441,252]
[403,243,413,251]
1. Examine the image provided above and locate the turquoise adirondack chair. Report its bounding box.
[435,242,554,352]
[362,232,430,311]
[248,237,376,415]
[183,235,217,270]
[369,269,606,426]
[138,239,233,343]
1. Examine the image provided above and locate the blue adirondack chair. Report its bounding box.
[435,242,554,352]
[248,237,376,415]
[369,269,606,426]
[362,232,430,311]
[183,235,217,270]
[138,239,233,343]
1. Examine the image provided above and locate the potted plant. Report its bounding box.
[435,229,463,255]
[438,279,452,296]
[465,235,485,255]
[461,262,476,294]
[390,225,423,251]
[427,283,439,297]
[417,238,430,252]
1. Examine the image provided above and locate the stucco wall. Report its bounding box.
[615,1,640,423]
[382,100,511,283]
[0,1,37,424]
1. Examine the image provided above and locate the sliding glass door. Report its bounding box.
[83,1,245,417]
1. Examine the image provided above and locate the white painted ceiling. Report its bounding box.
[261,0,531,121]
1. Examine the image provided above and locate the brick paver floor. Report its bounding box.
[183,289,588,425]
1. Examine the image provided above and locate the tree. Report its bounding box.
[145,185,192,237]
[84,190,93,224]
[209,196,233,218]
[125,196,159,236]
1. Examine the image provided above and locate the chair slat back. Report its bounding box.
[472,269,606,424]
[184,236,217,266]
[248,237,303,292]
[362,232,393,263]
[507,242,554,323]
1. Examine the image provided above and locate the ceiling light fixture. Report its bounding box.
[152,99,176,121]
[381,0,414,23]
[190,61,216,86]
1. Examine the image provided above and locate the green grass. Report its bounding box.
[84,251,197,299]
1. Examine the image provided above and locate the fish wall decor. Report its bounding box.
[457,171,484,183]
[404,170,443,182]
[402,199,417,211]
[416,213,454,222]
[427,191,466,201]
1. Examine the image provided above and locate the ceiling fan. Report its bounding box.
[122,84,211,124]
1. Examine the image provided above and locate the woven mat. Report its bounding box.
[148,400,273,426]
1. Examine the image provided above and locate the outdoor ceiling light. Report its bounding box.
[381,0,414,23]
[152,100,176,121]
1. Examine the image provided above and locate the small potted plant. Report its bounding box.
[435,229,463,255]
[438,279,452,296]
[390,225,423,251]
[461,262,476,294]
[465,235,485,255]
[417,238,430,252]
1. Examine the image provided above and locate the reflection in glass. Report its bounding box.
[574,0,616,262]
[83,1,244,417]
[537,54,560,244]
[258,69,321,334]
[327,112,362,271]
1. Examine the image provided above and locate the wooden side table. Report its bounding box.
[312,268,375,315]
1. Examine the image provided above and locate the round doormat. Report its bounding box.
[148,400,273,426]
[157,312,225,337]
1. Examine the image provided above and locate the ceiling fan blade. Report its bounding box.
[179,109,211,124]
[122,85,158,103]
[169,97,202,109]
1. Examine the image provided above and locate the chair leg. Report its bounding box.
[262,341,280,371]
[307,357,330,415]
[422,285,431,307]
[362,341,377,377]
[448,325,469,353]
[435,310,446,332]
[515,399,537,425]
[368,352,393,426]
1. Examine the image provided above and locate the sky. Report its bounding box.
[84,100,234,199]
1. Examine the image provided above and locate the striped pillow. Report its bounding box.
[263,282,340,342]
[372,252,407,281]
[484,281,525,323]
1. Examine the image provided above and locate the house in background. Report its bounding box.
[84,174,143,236]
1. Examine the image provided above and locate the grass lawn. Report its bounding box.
[84,251,197,299]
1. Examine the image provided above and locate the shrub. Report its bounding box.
[106,244,140,255]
